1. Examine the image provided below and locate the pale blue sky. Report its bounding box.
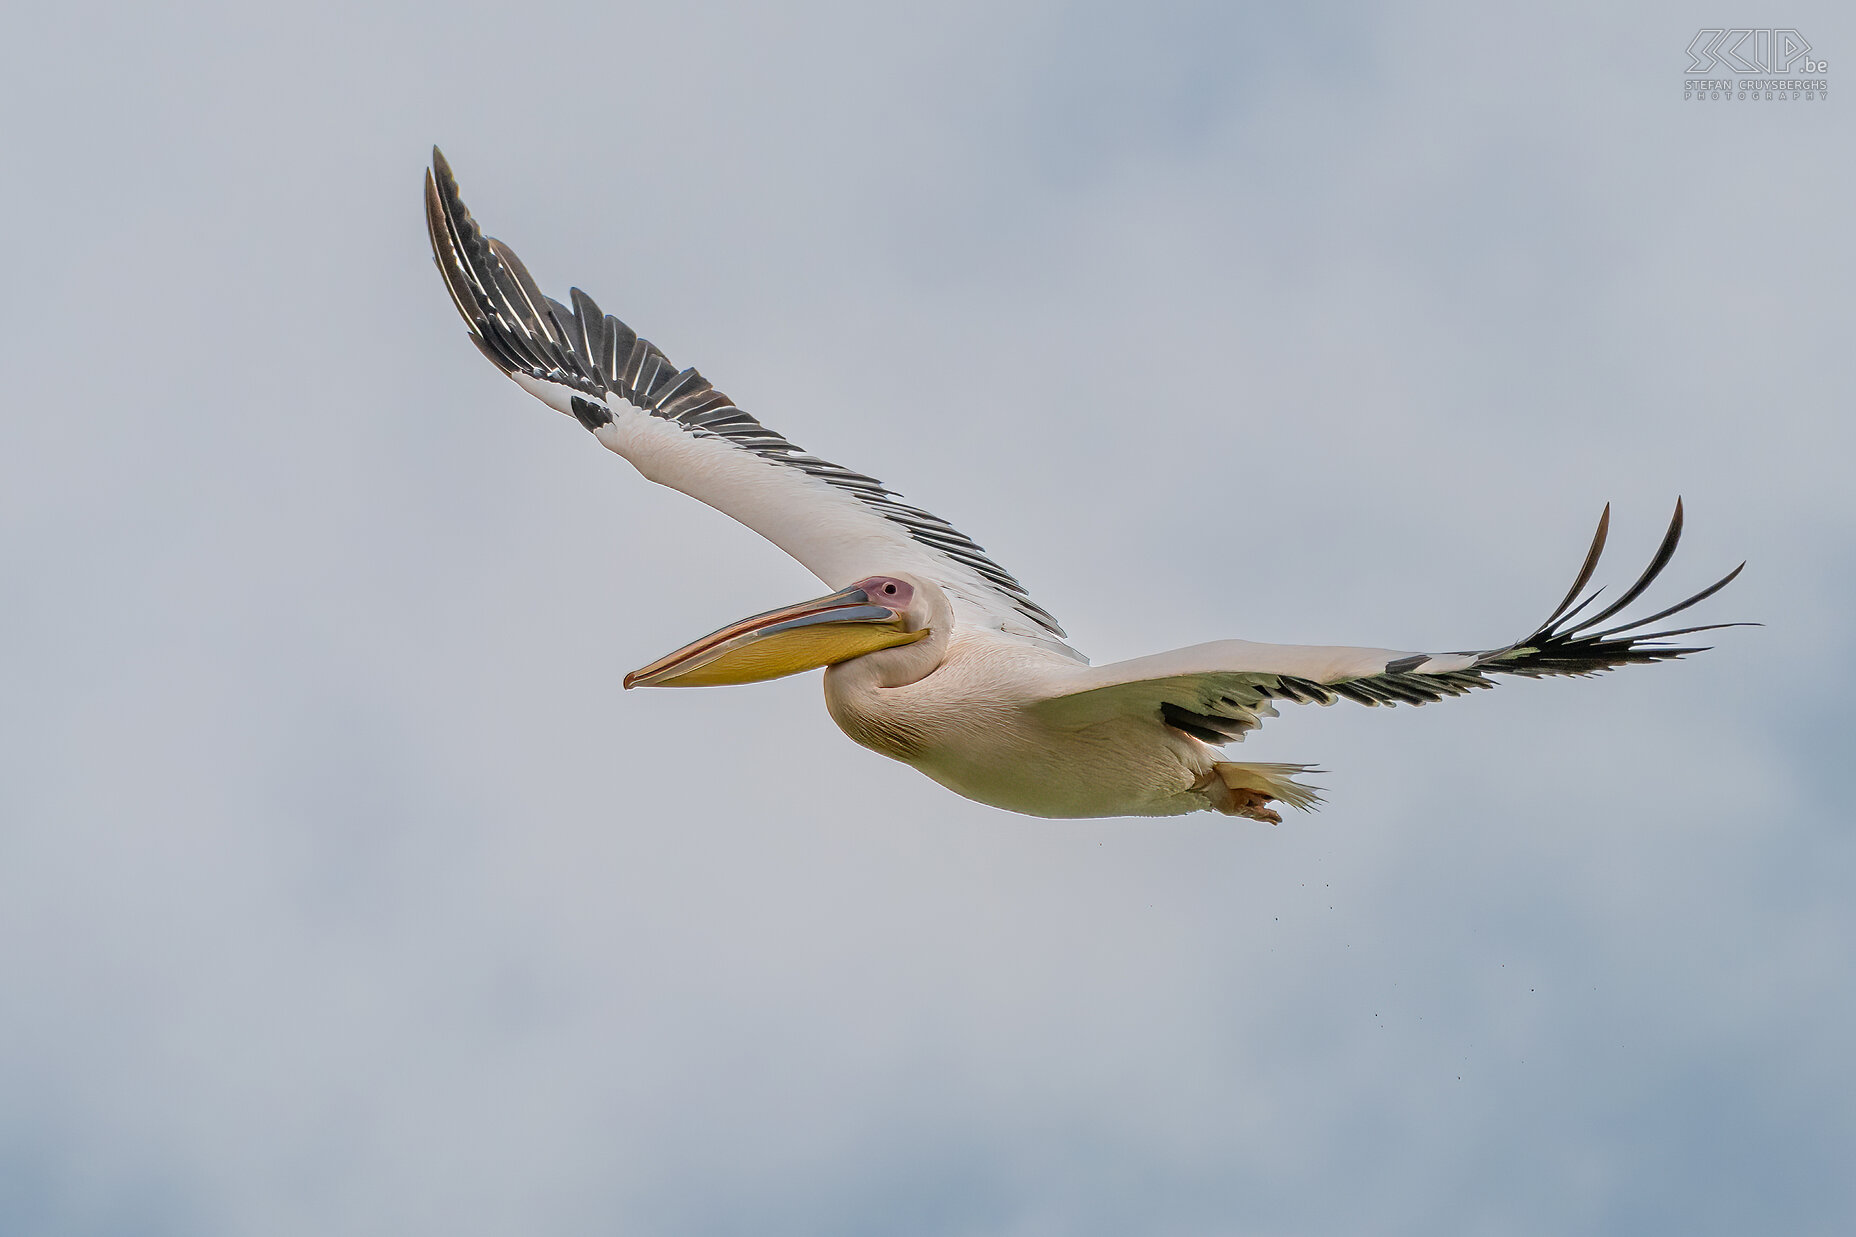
[2,2,1851,1234]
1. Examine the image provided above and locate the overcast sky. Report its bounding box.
[2,2,1852,1234]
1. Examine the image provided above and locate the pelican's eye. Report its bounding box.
[882,582,898,596]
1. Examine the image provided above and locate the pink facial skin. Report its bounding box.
[854,577,914,610]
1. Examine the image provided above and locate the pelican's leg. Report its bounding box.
[1205,761,1325,823]
[1225,788,1284,825]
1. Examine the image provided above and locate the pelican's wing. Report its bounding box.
[1033,503,1747,741]
[425,149,1080,659]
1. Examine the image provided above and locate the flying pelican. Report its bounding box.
[423,150,1744,823]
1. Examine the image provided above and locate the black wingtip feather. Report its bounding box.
[1483,503,1747,680]
[1536,503,1610,634]
[1565,498,1685,636]
[1588,561,1746,639]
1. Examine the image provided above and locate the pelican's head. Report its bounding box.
[624,574,942,689]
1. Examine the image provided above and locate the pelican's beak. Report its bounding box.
[623,584,928,688]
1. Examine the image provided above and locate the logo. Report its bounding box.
[1686,29,1821,73]
[1684,29,1828,100]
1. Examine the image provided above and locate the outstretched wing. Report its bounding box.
[1033,502,1746,743]
[425,149,1079,659]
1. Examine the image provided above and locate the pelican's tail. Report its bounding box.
[1210,762,1325,823]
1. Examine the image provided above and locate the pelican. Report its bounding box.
[424,150,1745,823]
